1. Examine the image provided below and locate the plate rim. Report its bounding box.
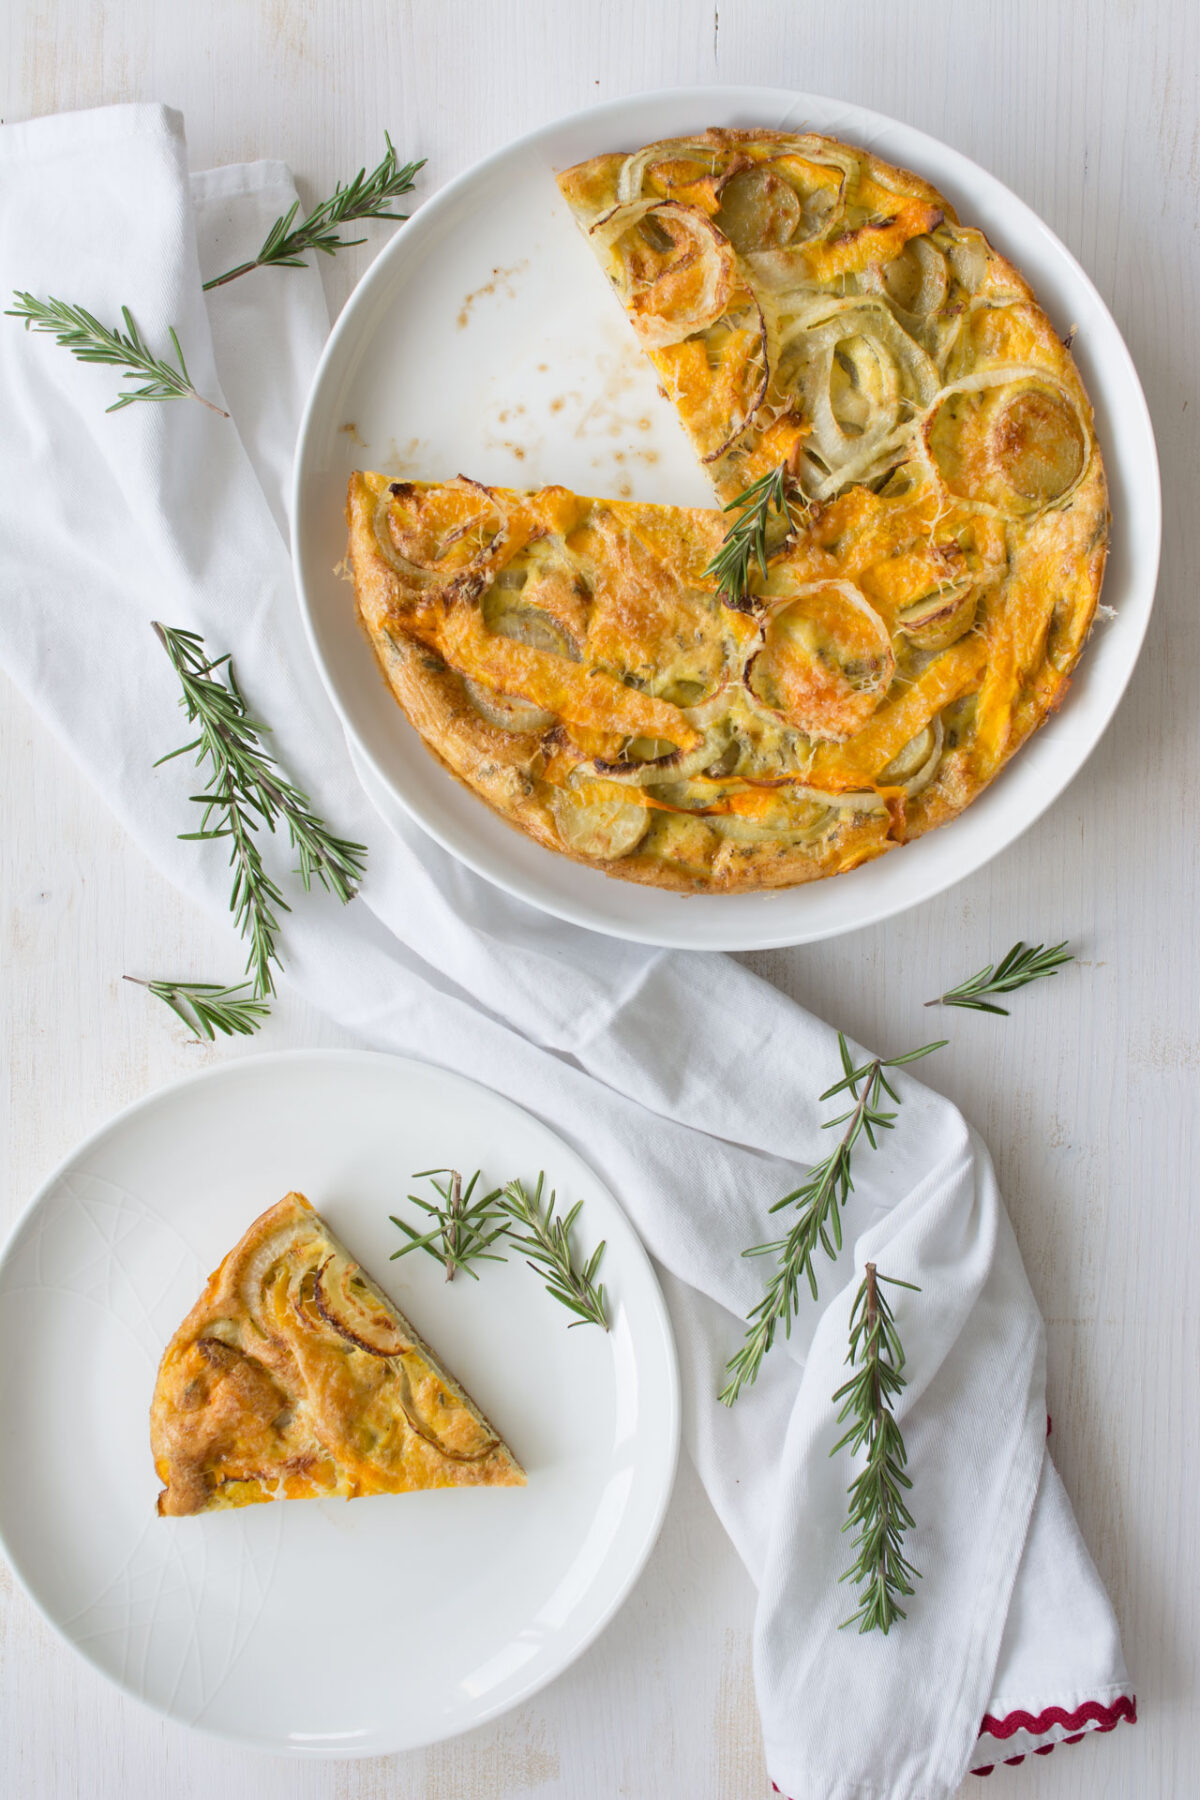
[0,1046,682,1757]
[291,84,1162,950]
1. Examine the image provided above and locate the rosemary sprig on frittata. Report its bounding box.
[5,293,227,416]
[702,464,794,609]
[390,1169,509,1281]
[925,941,1074,1015]
[203,134,424,289]
[832,1263,921,1634]
[719,1034,945,1405]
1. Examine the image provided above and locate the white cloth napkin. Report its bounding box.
[0,103,1134,1796]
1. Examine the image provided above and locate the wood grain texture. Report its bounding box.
[1,1,1196,1794]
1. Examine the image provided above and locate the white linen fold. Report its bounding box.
[0,102,1132,1796]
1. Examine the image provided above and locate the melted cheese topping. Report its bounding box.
[341,128,1106,895]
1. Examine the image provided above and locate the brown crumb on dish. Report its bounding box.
[339,422,366,446]
[457,262,529,330]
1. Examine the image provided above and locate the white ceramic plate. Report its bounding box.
[292,86,1160,951]
[0,1051,679,1756]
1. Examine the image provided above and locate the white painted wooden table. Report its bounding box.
[2,2,1196,1794]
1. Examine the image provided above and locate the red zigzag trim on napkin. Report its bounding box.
[970,1694,1136,1777]
[772,1695,1137,1794]
[979,1694,1137,1740]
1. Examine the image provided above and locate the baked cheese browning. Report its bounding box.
[556,129,1106,519]
[343,128,1105,894]
[346,413,1101,889]
[150,1193,524,1515]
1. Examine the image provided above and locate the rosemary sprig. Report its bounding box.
[499,1175,609,1330]
[152,622,368,1000]
[702,464,793,609]
[925,940,1073,1015]
[203,134,425,289]
[5,293,227,416]
[390,1169,509,1281]
[122,977,271,1041]
[719,1034,945,1406]
[832,1263,921,1634]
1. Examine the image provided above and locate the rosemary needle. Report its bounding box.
[719,1034,945,1406]
[203,134,424,289]
[925,941,1074,1015]
[832,1263,921,1634]
[6,293,227,416]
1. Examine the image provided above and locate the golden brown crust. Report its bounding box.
[343,128,1106,894]
[150,1193,524,1515]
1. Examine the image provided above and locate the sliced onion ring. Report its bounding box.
[774,296,938,496]
[391,1362,499,1462]
[464,679,555,735]
[590,721,729,785]
[895,583,978,651]
[593,202,737,350]
[313,1258,410,1357]
[372,479,512,588]
[615,138,722,204]
[877,718,945,797]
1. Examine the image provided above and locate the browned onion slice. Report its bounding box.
[464,680,556,735]
[312,1258,411,1357]
[291,1265,324,1335]
[372,480,511,588]
[590,719,729,784]
[233,1218,312,1323]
